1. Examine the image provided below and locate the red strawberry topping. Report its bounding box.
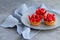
[28,14,42,22]
[36,8,47,16]
[44,13,55,22]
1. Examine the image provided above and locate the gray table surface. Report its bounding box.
[0,0,60,40]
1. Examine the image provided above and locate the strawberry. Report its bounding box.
[31,14,35,18]
[28,15,31,20]
[52,16,55,21]
[48,17,52,22]
[44,14,47,21]
[36,9,41,15]
[31,18,35,22]
[45,13,55,22]
[40,8,47,15]
[39,15,42,20]
[36,8,47,16]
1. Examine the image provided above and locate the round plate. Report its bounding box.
[21,8,60,30]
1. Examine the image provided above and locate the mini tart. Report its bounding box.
[28,14,42,26]
[36,8,47,16]
[44,13,56,26]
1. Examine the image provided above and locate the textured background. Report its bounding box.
[0,0,60,40]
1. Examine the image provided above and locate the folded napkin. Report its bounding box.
[0,4,40,39]
[1,15,19,27]
[13,4,40,39]
[1,3,60,40]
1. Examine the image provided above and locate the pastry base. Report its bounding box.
[44,21,55,26]
[30,21,41,26]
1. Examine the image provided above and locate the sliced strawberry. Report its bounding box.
[28,15,31,20]
[35,14,40,22]
[36,10,41,15]
[31,14,35,18]
[40,8,47,15]
[35,14,38,19]
[36,19,40,22]
[31,18,35,22]
[44,15,47,21]
[52,16,55,21]
[39,15,42,20]
[48,17,52,22]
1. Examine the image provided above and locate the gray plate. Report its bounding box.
[21,8,60,30]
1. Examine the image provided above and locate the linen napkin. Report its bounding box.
[50,9,60,15]
[40,3,49,10]
[40,3,60,15]
[0,15,19,27]
[13,4,40,39]
[15,4,40,39]
[0,4,40,39]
